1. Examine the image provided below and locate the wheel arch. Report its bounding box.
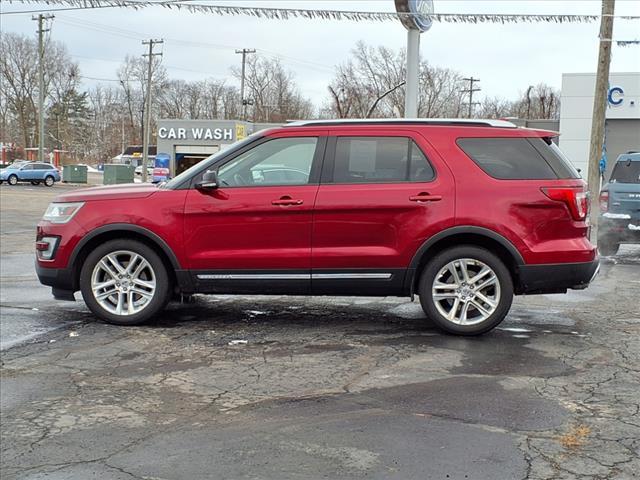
[405,226,525,295]
[69,224,182,291]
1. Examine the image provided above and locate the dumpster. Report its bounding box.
[62,164,88,183]
[103,164,135,185]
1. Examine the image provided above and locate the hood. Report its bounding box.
[53,183,159,203]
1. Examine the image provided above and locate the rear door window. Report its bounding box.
[329,137,435,184]
[457,137,579,180]
[610,161,640,184]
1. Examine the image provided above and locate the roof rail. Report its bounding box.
[284,118,517,128]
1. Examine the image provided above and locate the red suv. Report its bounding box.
[36,119,599,335]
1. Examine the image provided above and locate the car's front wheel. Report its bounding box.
[80,239,171,325]
[44,175,55,187]
[8,174,18,185]
[418,245,514,335]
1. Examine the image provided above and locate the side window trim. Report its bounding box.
[320,134,436,185]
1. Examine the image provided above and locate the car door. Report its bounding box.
[183,131,327,294]
[311,130,455,295]
[19,164,35,180]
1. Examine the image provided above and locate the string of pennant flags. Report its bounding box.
[5,0,640,24]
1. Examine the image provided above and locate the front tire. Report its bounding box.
[8,174,18,185]
[80,239,171,325]
[418,245,514,335]
[44,175,55,187]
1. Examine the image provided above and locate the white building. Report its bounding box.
[559,72,640,179]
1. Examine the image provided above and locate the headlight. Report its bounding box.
[43,202,84,224]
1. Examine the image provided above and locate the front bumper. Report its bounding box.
[35,261,76,300]
[516,258,600,295]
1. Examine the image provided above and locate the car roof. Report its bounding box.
[284,118,518,128]
[616,152,640,162]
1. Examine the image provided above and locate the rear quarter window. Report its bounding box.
[457,137,580,180]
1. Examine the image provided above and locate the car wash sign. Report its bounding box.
[158,125,234,141]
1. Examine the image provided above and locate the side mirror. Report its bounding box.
[196,170,219,190]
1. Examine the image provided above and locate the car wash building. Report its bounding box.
[559,72,640,179]
[156,119,253,176]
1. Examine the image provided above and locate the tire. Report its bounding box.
[418,245,514,336]
[8,174,18,186]
[31,180,41,185]
[79,239,171,325]
[598,236,620,256]
[44,175,55,187]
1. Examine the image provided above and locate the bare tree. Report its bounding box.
[117,54,167,143]
[233,56,313,122]
[325,41,467,119]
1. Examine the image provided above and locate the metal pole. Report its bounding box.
[587,0,615,243]
[142,39,163,183]
[404,28,420,118]
[121,115,125,155]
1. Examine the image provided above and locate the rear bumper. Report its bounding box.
[599,214,640,242]
[516,258,600,295]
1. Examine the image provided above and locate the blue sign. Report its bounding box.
[608,86,624,106]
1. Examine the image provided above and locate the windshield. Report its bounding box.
[162,133,262,189]
[610,160,640,184]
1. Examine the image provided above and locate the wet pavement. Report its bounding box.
[1,184,639,479]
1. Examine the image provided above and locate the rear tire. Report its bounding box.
[44,175,55,187]
[598,236,620,256]
[8,174,18,185]
[80,239,171,325]
[418,245,514,335]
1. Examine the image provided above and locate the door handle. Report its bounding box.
[272,196,304,206]
[409,193,442,203]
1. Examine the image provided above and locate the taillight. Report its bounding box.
[541,187,589,221]
[599,191,609,213]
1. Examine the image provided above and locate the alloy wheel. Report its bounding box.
[431,258,501,325]
[91,250,156,316]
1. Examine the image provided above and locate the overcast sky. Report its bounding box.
[2,0,639,108]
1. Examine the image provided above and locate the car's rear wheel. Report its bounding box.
[44,175,55,187]
[80,239,171,325]
[598,235,620,256]
[8,174,18,185]
[31,180,40,185]
[418,245,513,335]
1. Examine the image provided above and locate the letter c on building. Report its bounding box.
[158,127,167,138]
[608,86,624,106]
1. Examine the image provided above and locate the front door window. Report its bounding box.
[217,137,318,187]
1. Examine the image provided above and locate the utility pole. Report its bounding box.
[587,0,615,243]
[235,48,255,121]
[32,13,54,163]
[462,77,481,119]
[141,39,163,183]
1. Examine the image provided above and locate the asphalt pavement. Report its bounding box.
[1,183,639,479]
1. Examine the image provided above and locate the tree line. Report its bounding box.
[0,32,559,163]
